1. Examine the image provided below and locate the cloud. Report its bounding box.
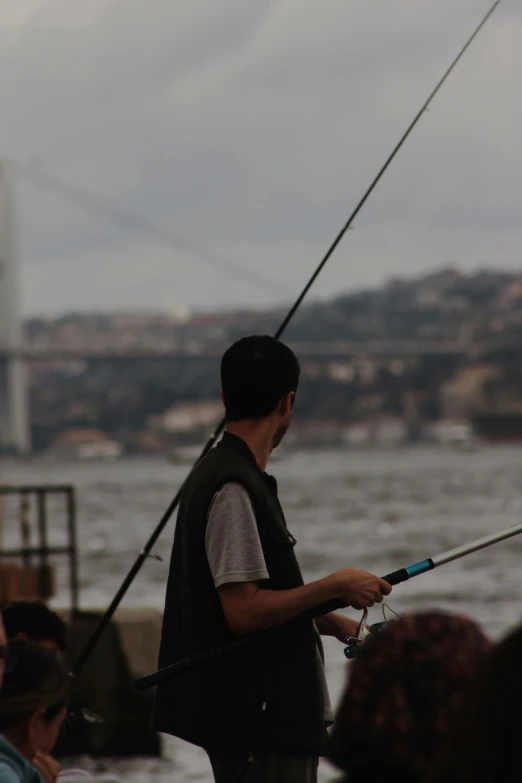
[0,0,520,315]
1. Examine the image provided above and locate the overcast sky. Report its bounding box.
[0,0,520,316]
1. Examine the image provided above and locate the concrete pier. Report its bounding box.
[55,607,162,757]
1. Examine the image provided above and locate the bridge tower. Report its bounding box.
[0,160,30,454]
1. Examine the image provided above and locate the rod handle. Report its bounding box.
[382,558,434,586]
[381,568,410,586]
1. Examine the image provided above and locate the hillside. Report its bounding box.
[25,268,522,452]
[225,268,522,347]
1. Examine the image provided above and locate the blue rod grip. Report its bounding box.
[382,558,434,586]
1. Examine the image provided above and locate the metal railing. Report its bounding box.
[0,485,79,612]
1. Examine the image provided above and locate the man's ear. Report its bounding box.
[278,391,294,415]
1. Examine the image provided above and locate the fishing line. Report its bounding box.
[382,603,402,623]
[72,0,504,678]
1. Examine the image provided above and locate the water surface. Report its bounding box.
[2,445,521,781]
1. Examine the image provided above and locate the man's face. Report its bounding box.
[272,391,295,449]
[272,414,292,448]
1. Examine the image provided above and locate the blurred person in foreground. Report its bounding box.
[429,622,522,783]
[328,611,490,783]
[1,603,67,655]
[0,639,69,783]
[2,602,94,763]
[154,335,392,783]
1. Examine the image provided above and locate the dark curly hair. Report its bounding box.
[429,623,522,783]
[329,611,490,783]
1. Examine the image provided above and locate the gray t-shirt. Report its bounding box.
[205,481,333,725]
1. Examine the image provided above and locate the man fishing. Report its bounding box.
[153,335,391,783]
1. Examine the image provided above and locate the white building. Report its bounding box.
[152,400,223,434]
[425,420,474,446]
[343,416,408,447]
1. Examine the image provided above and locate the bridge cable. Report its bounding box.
[15,162,290,296]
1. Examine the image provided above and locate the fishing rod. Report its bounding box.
[136,520,522,691]
[72,0,504,678]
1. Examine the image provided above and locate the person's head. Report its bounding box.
[429,623,522,783]
[1,601,67,654]
[0,639,69,759]
[329,610,490,783]
[220,336,300,448]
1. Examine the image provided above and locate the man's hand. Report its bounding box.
[327,568,391,610]
[315,613,363,642]
[32,751,61,783]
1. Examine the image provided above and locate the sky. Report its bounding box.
[0,0,520,316]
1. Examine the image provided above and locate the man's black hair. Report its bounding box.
[1,601,68,652]
[221,335,300,421]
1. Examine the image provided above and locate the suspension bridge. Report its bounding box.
[0,158,499,455]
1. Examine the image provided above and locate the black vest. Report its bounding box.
[153,433,327,755]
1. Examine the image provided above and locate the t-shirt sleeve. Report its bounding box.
[205,482,269,588]
[0,759,31,783]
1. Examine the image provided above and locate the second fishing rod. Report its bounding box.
[72,0,504,677]
[136,519,522,691]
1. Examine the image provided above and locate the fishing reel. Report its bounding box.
[343,605,399,659]
[63,706,103,735]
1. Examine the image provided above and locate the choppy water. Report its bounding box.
[2,445,522,782]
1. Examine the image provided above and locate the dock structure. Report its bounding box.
[0,483,161,756]
[0,159,30,455]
